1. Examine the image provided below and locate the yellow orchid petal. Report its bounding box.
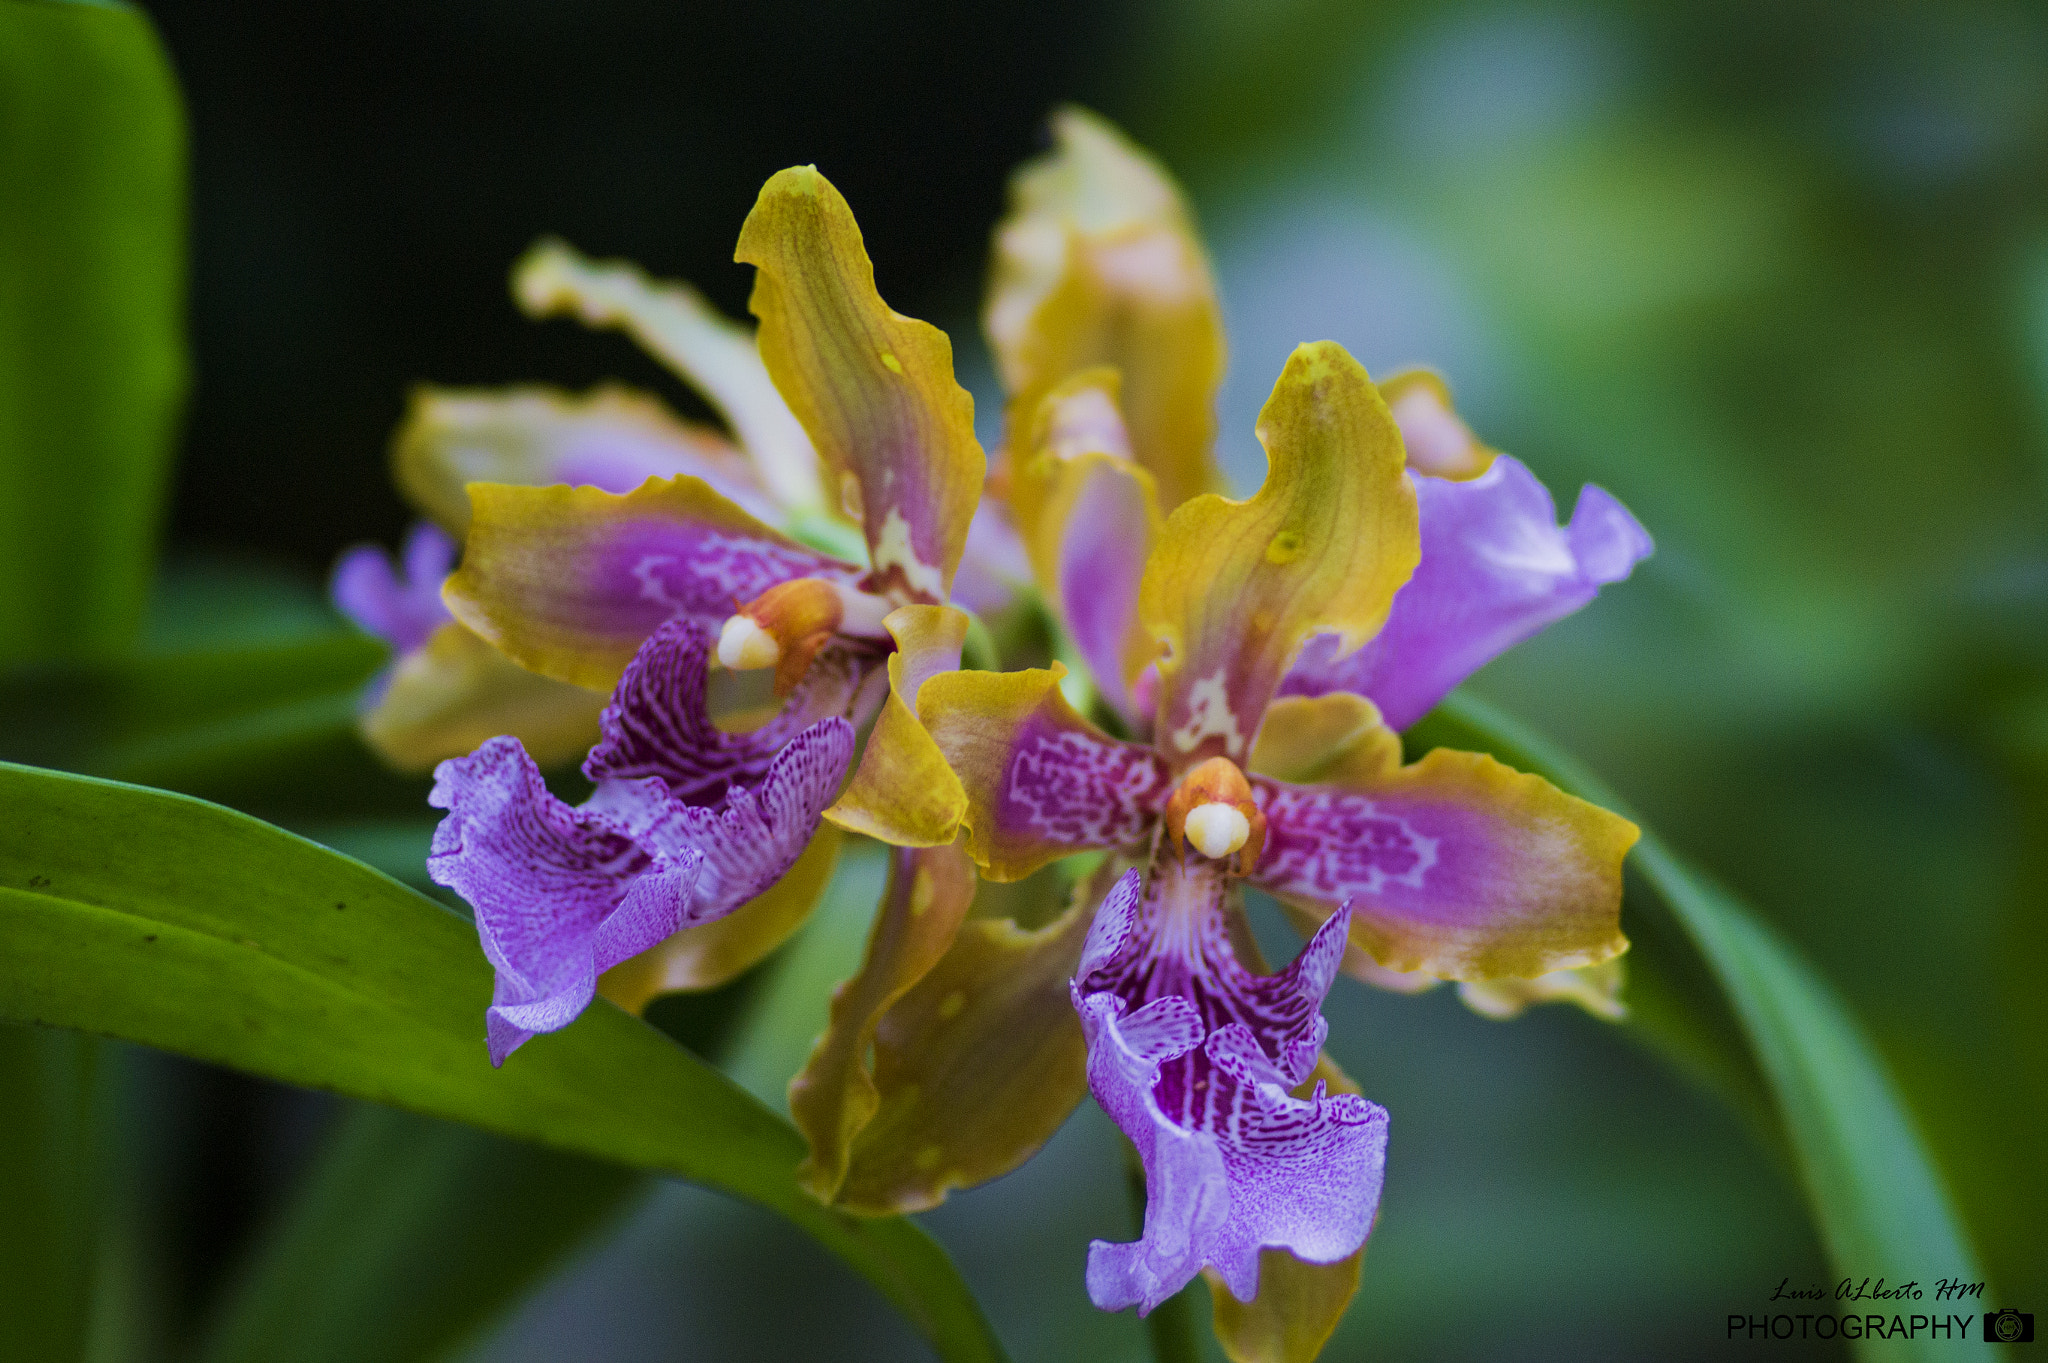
[828,872,1099,1214]
[1380,368,1496,482]
[790,842,977,1204]
[1008,370,1163,718]
[513,238,821,512]
[735,167,985,603]
[359,621,604,773]
[1009,368,1130,584]
[1247,692,1403,788]
[1140,342,1420,769]
[391,384,763,537]
[1204,1051,1368,1363]
[597,824,842,1012]
[920,665,1170,882]
[825,605,969,846]
[987,106,1225,512]
[444,476,860,690]
[1459,956,1627,1022]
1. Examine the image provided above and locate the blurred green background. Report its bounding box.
[6,0,2045,1359]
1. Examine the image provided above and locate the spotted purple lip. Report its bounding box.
[1074,862,1388,1311]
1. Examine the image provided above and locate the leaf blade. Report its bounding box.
[0,0,187,663]
[0,761,1006,1363]
[197,1104,646,1363]
[0,1025,105,1363]
[1412,693,1986,1360]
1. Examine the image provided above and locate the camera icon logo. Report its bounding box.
[1985,1308,2035,1343]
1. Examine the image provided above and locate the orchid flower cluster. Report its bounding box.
[335,109,1650,1353]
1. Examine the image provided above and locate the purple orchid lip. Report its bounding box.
[1072,860,1388,1312]
[427,621,856,1064]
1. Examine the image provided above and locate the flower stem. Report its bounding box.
[1124,1138,1203,1363]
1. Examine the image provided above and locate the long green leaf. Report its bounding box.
[0,761,1007,1363]
[0,0,186,664]
[1411,693,1987,1359]
[0,1025,104,1363]
[0,635,385,775]
[198,1104,645,1363]
[0,633,416,820]
[197,941,773,1363]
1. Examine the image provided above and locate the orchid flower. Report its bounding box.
[997,112,1651,1017]
[783,116,1649,1287]
[772,112,1244,1224]
[425,166,991,1055]
[881,340,1636,1319]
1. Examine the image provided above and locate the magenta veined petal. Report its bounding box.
[1071,863,1389,1313]
[428,738,695,1065]
[1246,751,1634,981]
[1055,457,1156,727]
[428,623,857,1064]
[619,713,857,924]
[564,506,863,640]
[583,618,881,806]
[1280,456,1651,729]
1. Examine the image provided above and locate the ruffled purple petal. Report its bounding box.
[428,625,859,1065]
[1076,989,1227,1309]
[592,711,856,923]
[331,521,457,654]
[1071,861,1389,1313]
[428,737,698,1064]
[1280,457,1651,729]
[584,618,878,805]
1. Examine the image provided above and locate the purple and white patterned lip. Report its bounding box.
[586,618,879,805]
[1070,858,1389,1313]
[330,521,457,655]
[1280,455,1652,730]
[427,620,856,1065]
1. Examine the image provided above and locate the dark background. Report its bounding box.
[146,0,1132,570]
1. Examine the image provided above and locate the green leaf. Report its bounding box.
[0,0,187,664]
[0,1025,105,1363]
[198,1104,645,1363]
[0,635,385,773]
[198,932,770,1363]
[1411,693,1987,1360]
[0,631,436,819]
[0,762,1008,1363]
